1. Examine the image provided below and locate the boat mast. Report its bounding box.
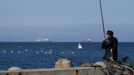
[99,0,106,38]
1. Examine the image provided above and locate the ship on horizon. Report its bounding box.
[36,34,51,42]
[82,38,92,42]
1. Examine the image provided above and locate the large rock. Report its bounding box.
[8,67,21,71]
[94,61,106,68]
[55,59,73,68]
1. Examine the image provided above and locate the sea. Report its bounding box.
[0,42,133,70]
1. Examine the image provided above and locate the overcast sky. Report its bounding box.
[0,0,134,42]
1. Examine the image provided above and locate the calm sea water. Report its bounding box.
[0,42,133,70]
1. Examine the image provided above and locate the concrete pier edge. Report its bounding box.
[0,67,105,75]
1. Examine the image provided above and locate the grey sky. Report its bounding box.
[0,0,134,42]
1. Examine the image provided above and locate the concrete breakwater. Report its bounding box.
[0,59,133,75]
[0,67,105,75]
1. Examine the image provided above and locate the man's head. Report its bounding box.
[106,30,114,38]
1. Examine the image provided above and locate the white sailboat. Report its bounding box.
[78,43,83,49]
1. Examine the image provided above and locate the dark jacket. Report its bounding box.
[102,37,118,61]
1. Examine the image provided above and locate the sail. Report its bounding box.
[78,43,83,49]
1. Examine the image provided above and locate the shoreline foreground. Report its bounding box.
[0,59,133,75]
[0,67,111,75]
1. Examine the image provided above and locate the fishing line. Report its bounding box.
[52,53,83,65]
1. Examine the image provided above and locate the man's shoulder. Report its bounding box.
[113,37,117,40]
[113,37,118,42]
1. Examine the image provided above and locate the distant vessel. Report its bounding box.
[78,43,83,49]
[83,38,91,42]
[36,34,51,42]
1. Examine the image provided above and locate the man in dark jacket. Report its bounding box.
[102,30,118,61]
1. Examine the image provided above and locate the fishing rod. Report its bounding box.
[99,0,106,38]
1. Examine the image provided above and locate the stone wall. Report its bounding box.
[0,67,105,75]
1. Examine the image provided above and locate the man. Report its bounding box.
[102,30,118,61]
